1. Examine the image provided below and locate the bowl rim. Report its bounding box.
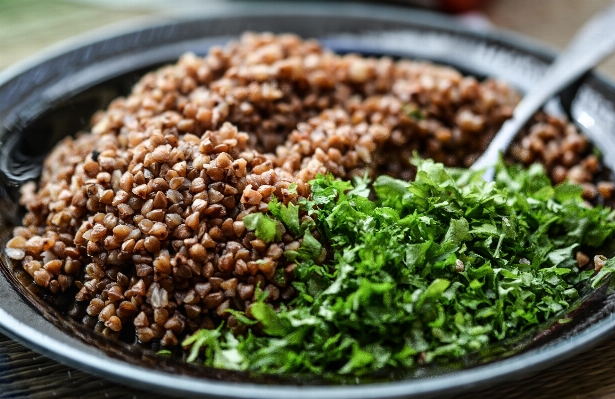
[2,2,615,398]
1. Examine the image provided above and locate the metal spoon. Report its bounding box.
[471,1,615,181]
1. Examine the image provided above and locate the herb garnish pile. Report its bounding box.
[178,159,615,377]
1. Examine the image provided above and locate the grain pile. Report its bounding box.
[5,33,614,348]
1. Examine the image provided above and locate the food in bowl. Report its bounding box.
[5,33,615,377]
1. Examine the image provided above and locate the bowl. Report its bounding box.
[2,2,615,398]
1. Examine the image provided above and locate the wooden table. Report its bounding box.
[2,1,615,398]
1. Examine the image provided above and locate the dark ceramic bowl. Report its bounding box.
[2,2,615,398]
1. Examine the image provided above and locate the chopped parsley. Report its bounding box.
[403,103,425,120]
[181,159,615,377]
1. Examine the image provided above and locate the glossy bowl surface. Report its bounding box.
[2,2,615,398]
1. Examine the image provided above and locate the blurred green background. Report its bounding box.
[0,0,146,70]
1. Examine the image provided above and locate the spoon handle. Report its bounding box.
[471,1,615,180]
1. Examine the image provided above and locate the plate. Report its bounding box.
[2,2,615,398]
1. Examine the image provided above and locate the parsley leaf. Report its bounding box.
[185,159,615,377]
[242,213,283,243]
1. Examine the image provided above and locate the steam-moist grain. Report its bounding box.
[11,33,613,347]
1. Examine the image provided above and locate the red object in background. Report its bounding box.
[395,0,489,13]
[439,0,488,13]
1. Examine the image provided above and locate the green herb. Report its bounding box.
[225,308,259,326]
[242,212,284,243]
[268,197,301,236]
[403,103,425,120]
[156,349,173,358]
[183,159,615,376]
[182,327,245,370]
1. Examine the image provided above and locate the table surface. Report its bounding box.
[3,0,615,398]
